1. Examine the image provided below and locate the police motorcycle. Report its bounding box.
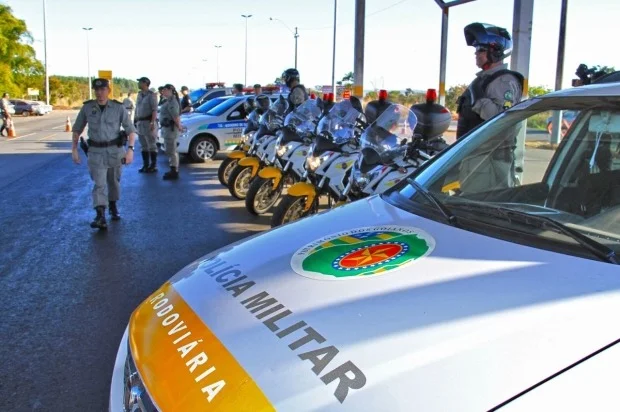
[217,97,263,186]
[227,96,289,199]
[344,98,450,201]
[270,98,366,228]
[245,99,323,215]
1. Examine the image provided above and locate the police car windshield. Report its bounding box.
[206,97,245,116]
[194,97,229,114]
[188,89,206,102]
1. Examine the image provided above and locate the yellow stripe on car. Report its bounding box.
[129,282,275,411]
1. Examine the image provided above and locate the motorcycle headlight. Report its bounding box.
[276,144,290,157]
[306,153,330,172]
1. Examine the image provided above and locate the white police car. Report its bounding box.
[160,94,283,162]
[156,96,248,162]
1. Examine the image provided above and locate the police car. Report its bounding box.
[112,80,620,410]
[159,94,282,162]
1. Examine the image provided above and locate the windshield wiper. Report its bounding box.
[454,203,619,265]
[406,178,458,226]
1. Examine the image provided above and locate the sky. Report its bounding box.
[4,0,620,93]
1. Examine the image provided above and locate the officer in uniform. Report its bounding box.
[71,78,137,230]
[159,84,184,180]
[281,68,308,114]
[135,77,159,173]
[180,86,192,114]
[456,23,524,139]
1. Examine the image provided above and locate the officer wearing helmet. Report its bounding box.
[254,94,271,115]
[281,68,308,113]
[243,96,255,116]
[456,23,524,139]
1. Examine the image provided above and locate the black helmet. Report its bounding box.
[244,96,255,114]
[255,94,271,114]
[464,23,512,63]
[281,68,300,87]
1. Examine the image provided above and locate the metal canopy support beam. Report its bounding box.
[353,0,365,98]
[510,0,534,184]
[438,6,449,105]
[434,0,476,106]
[550,0,568,146]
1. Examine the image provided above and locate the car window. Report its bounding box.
[208,90,226,99]
[206,97,244,116]
[397,96,620,259]
[188,89,206,103]
[194,97,228,114]
[227,103,246,120]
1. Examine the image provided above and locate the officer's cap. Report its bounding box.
[137,77,151,85]
[181,86,189,91]
[92,78,110,89]
[163,84,175,90]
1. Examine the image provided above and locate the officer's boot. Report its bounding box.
[147,152,158,173]
[138,152,149,173]
[108,201,121,221]
[163,166,179,180]
[90,206,108,230]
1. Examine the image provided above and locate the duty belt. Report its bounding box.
[87,137,123,147]
[136,115,153,122]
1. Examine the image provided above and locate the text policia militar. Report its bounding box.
[194,256,367,404]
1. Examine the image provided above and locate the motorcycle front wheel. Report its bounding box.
[227,165,253,199]
[270,194,312,228]
[245,176,283,215]
[218,158,239,187]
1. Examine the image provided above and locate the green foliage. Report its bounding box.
[0,5,43,96]
[528,85,552,97]
[445,84,467,113]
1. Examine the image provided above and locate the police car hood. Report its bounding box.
[181,114,215,128]
[129,195,620,411]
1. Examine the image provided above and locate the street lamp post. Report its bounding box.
[82,27,93,100]
[269,17,299,69]
[241,14,252,87]
[42,0,49,105]
[331,0,338,97]
[215,45,222,83]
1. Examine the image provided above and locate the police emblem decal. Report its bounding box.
[291,225,435,280]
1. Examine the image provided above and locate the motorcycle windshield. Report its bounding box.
[359,103,417,165]
[243,111,260,135]
[260,97,290,132]
[284,100,322,136]
[316,100,360,144]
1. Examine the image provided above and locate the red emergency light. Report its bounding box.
[426,88,438,103]
[327,93,334,102]
[378,89,388,100]
[310,93,317,99]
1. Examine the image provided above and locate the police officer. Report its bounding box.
[71,78,137,230]
[135,77,159,173]
[159,84,184,180]
[281,68,308,113]
[180,86,192,114]
[456,23,524,139]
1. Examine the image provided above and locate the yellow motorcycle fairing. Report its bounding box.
[238,156,261,177]
[258,166,283,189]
[287,182,317,212]
[227,150,248,159]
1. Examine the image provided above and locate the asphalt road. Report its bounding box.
[0,113,554,411]
[0,112,271,411]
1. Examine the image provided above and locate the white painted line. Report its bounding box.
[4,132,35,141]
[38,133,57,141]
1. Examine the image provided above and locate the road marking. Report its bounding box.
[38,133,57,141]
[4,133,35,141]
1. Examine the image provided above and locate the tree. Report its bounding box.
[528,85,552,97]
[445,84,468,113]
[341,71,354,85]
[0,5,44,96]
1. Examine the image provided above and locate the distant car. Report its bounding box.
[10,100,52,116]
